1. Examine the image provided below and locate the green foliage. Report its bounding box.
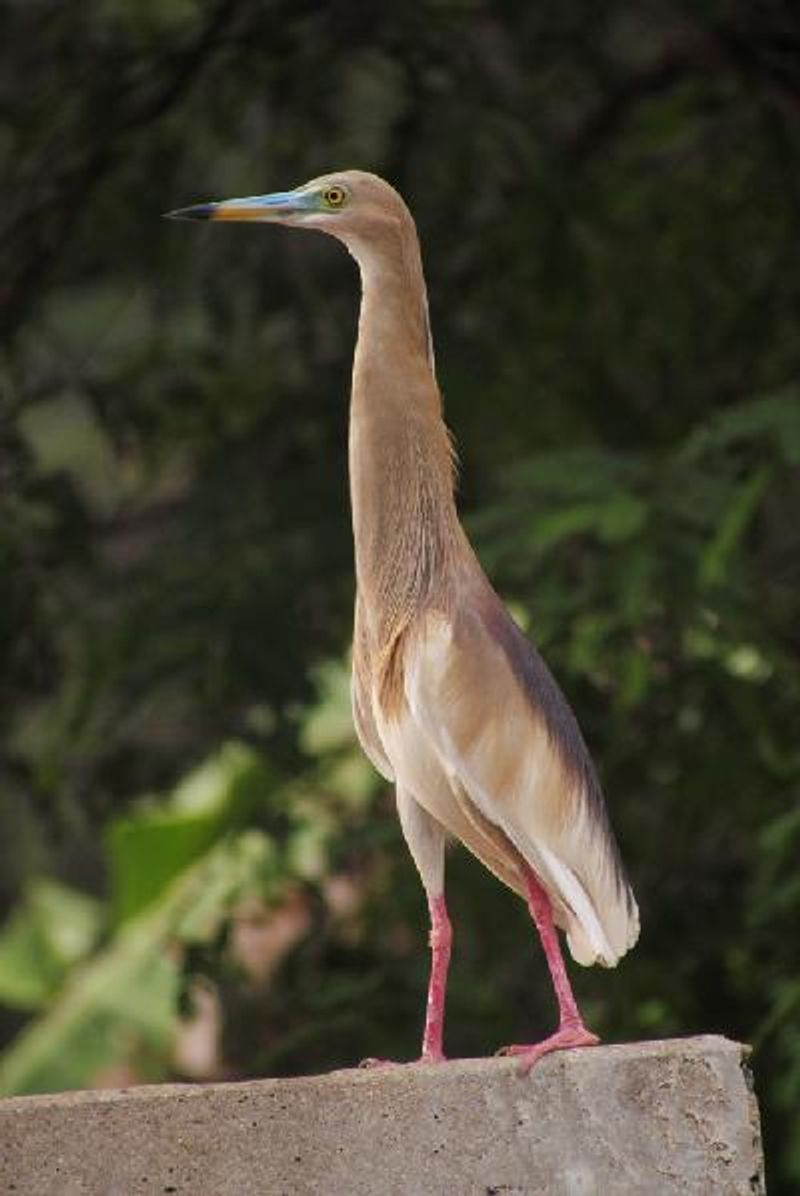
[106,742,273,922]
[0,746,278,1095]
[1,2,799,1189]
[0,881,103,1011]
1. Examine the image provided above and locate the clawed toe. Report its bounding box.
[496,1025,599,1073]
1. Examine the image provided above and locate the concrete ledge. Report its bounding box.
[0,1035,763,1195]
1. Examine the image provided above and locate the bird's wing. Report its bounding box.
[352,601,395,783]
[353,673,395,782]
[400,588,639,967]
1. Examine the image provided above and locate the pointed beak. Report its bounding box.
[164,190,314,223]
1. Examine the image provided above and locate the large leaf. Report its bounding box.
[0,881,103,1011]
[106,741,272,924]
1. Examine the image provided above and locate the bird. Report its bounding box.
[168,171,639,1071]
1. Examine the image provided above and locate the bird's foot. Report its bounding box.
[358,1049,447,1070]
[496,1022,599,1075]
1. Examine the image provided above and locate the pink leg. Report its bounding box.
[498,863,598,1073]
[360,893,452,1068]
[420,893,452,1062]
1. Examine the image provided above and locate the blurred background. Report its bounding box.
[1,0,799,1188]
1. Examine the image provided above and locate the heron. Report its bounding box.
[168,171,639,1071]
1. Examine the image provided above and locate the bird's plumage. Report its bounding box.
[356,559,638,966]
[336,172,638,967]
[173,168,639,1066]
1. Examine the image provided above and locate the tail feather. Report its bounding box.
[566,883,639,968]
[536,838,639,968]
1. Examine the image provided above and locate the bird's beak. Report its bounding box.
[164,190,315,223]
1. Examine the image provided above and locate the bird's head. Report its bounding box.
[166,170,412,259]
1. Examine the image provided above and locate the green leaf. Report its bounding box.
[106,741,271,923]
[528,503,603,553]
[699,466,770,587]
[170,742,268,816]
[598,492,647,542]
[107,811,224,926]
[301,659,357,755]
[16,393,127,514]
[680,389,800,466]
[618,648,651,707]
[0,881,103,1011]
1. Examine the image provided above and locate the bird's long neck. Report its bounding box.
[348,223,460,645]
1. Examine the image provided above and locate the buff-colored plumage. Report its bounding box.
[338,173,637,968]
[170,169,639,1066]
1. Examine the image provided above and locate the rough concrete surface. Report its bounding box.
[0,1035,763,1195]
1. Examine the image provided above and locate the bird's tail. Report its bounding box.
[534,825,640,968]
[564,869,639,968]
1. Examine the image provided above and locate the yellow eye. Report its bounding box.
[323,185,346,208]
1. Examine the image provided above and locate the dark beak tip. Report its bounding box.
[163,204,214,222]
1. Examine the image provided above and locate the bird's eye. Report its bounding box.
[323,185,346,209]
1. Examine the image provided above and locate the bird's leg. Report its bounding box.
[360,790,451,1068]
[358,892,452,1069]
[420,892,452,1062]
[498,862,599,1073]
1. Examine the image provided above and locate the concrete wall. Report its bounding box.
[0,1035,763,1195]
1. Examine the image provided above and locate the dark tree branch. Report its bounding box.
[566,44,700,163]
[566,13,800,167]
[0,0,248,345]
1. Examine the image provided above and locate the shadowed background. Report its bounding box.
[1,1,798,1189]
